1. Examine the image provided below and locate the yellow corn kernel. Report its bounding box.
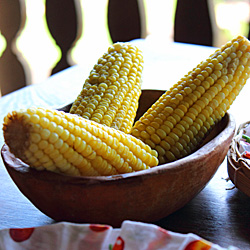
[69,42,143,134]
[131,35,250,164]
[3,107,158,176]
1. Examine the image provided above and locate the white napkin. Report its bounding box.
[0,220,240,250]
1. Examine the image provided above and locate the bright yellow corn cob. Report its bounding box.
[131,35,250,164]
[3,107,158,176]
[69,42,143,134]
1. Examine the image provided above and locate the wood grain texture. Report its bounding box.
[155,160,250,249]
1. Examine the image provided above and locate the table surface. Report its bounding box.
[0,37,250,249]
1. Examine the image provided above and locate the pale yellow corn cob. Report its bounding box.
[70,42,143,134]
[131,35,250,164]
[3,107,158,176]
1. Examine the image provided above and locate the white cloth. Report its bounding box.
[0,220,240,250]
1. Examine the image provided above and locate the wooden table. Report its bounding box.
[0,37,250,249]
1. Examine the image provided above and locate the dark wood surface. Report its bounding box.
[0,40,249,249]
[156,160,250,249]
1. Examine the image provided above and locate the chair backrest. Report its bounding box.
[0,0,27,95]
[174,0,213,46]
[0,0,216,96]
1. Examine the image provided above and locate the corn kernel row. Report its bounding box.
[131,35,250,164]
[70,43,143,134]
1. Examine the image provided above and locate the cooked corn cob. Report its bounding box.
[3,107,158,176]
[131,35,250,164]
[70,42,143,134]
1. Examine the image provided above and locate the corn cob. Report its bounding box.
[3,107,158,176]
[69,42,143,134]
[131,35,250,164]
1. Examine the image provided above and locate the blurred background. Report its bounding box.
[0,0,250,96]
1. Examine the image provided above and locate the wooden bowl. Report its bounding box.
[227,121,250,197]
[1,90,236,227]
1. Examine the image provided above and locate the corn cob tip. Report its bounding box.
[112,42,127,51]
[3,111,29,159]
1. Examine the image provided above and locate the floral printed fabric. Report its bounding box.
[0,220,240,250]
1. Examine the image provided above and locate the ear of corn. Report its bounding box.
[69,42,143,134]
[130,35,250,164]
[3,107,158,176]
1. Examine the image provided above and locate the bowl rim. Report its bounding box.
[1,112,235,184]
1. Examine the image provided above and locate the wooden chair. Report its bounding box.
[0,0,147,96]
[174,0,213,46]
[0,0,222,96]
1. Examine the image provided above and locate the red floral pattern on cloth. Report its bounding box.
[9,228,35,242]
[112,236,125,250]
[184,239,212,250]
[89,224,111,232]
[0,221,241,250]
[145,227,171,250]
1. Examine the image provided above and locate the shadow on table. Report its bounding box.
[226,188,250,245]
[154,188,250,249]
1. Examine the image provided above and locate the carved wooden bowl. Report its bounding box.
[1,90,236,227]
